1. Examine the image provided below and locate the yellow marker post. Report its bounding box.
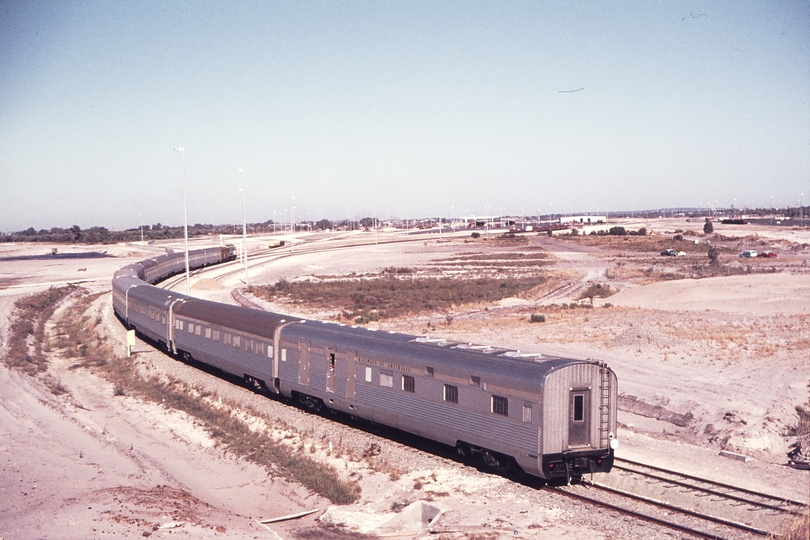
[127,330,135,357]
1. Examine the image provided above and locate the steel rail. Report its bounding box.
[580,479,771,536]
[551,485,743,540]
[615,457,807,512]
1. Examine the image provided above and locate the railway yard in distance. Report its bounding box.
[1,216,809,539]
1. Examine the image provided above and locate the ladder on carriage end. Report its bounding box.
[598,362,612,449]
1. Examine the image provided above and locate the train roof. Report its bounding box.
[282,319,591,392]
[174,297,302,340]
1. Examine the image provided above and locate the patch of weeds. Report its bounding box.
[769,513,809,540]
[529,313,546,323]
[2,285,76,375]
[254,276,546,322]
[578,282,616,304]
[784,404,810,437]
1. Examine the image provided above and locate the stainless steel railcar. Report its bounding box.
[112,246,618,481]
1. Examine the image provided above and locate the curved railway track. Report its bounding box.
[555,456,807,539]
[158,231,445,292]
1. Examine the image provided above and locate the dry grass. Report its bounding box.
[52,290,361,504]
[555,233,712,254]
[767,512,810,540]
[2,286,76,375]
[253,275,548,323]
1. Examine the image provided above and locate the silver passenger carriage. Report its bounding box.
[275,320,618,480]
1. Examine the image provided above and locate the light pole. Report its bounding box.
[291,196,296,252]
[173,147,190,296]
[236,168,248,286]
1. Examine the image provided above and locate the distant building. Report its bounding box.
[559,215,607,225]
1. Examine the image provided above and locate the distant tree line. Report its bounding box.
[0,223,239,244]
[0,217,380,245]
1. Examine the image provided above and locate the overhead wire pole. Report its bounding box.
[174,146,191,296]
[237,168,248,286]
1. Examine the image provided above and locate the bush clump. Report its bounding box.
[529,313,546,323]
[255,275,546,322]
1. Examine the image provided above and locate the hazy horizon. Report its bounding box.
[2,2,808,232]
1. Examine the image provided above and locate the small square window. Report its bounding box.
[523,402,533,423]
[492,395,509,416]
[402,375,415,393]
[380,372,393,388]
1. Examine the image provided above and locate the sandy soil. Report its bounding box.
[1,219,808,539]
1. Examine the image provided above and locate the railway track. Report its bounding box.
[555,456,807,539]
[158,231,463,292]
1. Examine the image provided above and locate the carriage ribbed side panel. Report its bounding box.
[356,384,537,453]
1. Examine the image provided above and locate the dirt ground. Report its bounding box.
[1,217,808,539]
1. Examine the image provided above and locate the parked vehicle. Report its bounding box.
[758,251,777,258]
[660,249,677,256]
[740,250,757,258]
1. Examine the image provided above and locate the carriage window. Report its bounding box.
[233,335,241,348]
[267,345,273,358]
[281,348,286,362]
[245,339,253,353]
[444,384,458,404]
[329,353,336,372]
[425,366,434,377]
[492,395,509,416]
[523,402,533,423]
[573,394,585,422]
[176,320,184,330]
[402,375,415,393]
[188,323,194,333]
[365,366,372,382]
[195,325,201,336]
[224,333,231,345]
[257,342,264,355]
[380,372,393,388]
[213,330,220,342]
[205,327,211,339]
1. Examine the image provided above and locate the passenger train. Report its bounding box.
[112,245,618,481]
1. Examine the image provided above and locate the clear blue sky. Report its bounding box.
[1,1,808,232]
